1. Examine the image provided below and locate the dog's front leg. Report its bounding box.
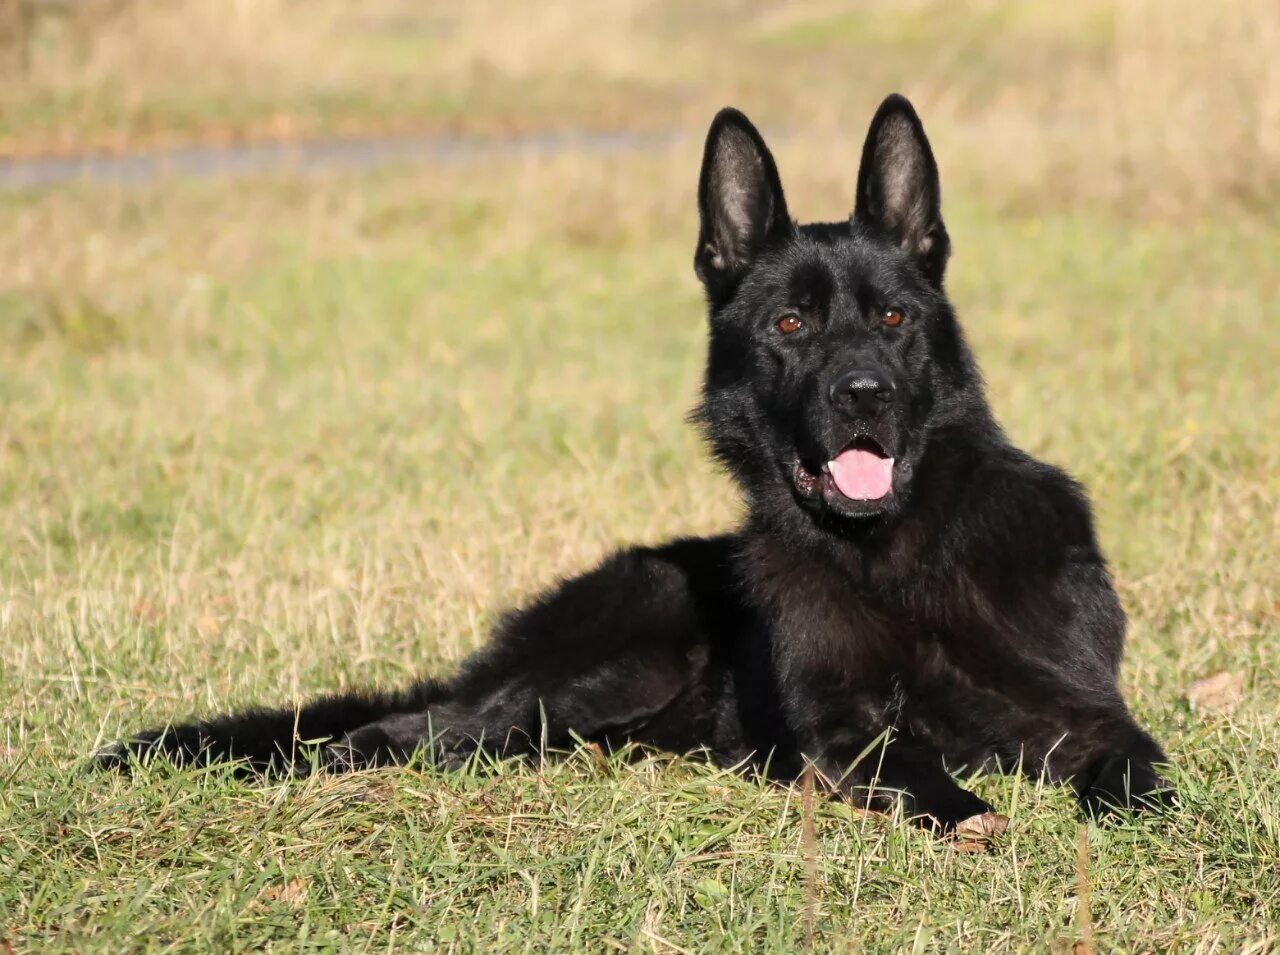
[789,682,994,832]
[812,730,995,832]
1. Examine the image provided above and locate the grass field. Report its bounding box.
[2,1,1279,952]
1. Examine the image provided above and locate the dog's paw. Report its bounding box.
[1080,755,1177,821]
[915,787,996,836]
[321,724,402,773]
[321,723,477,774]
[87,740,130,773]
[86,731,168,774]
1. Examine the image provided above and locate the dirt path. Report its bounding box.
[0,128,692,190]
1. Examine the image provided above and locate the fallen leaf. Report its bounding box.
[952,811,1009,852]
[1188,670,1244,714]
[260,878,309,907]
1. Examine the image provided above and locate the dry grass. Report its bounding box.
[3,0,1279,214]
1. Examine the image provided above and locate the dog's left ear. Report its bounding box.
[853,94,950,284]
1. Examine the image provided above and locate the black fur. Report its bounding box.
[95,96,1173,830]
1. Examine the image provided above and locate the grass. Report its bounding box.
[2,142,1277,953]
[2,1,1279,951]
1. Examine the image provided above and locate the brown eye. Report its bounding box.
[883,308,905,328]
[776,314,803,334]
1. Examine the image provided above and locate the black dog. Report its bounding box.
[96,95,1172,830]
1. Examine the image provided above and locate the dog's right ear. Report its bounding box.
[695,108,792,310]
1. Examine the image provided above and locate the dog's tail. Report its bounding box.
[91,678,449,776]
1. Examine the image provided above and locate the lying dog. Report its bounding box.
[96,95,1173,832]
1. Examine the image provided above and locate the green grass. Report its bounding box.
[0,140,1277,951]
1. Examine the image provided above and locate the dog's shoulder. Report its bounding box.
[944,440,1104,571]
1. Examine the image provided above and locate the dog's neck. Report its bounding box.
[740,420,998,592]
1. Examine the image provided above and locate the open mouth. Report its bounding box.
[794,436,895,503]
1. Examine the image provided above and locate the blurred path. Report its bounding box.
[0,128,693,190]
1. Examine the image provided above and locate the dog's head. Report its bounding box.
[693,95,987,530]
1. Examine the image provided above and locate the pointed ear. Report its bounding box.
[695,108,793,308]
[853,94,949,284]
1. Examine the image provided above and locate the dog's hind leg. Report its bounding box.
[91,679,451,775]
[321,540,733,771]
[95,536,735,777]
[319,647,711,772]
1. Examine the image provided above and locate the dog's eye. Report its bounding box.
[882,308,906,328]
[776,314,803,334]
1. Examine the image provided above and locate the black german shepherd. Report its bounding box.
[96,95,1172,831]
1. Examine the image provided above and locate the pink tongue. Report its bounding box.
[828,448,894,500]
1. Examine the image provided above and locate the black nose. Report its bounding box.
[830,368,894,417]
